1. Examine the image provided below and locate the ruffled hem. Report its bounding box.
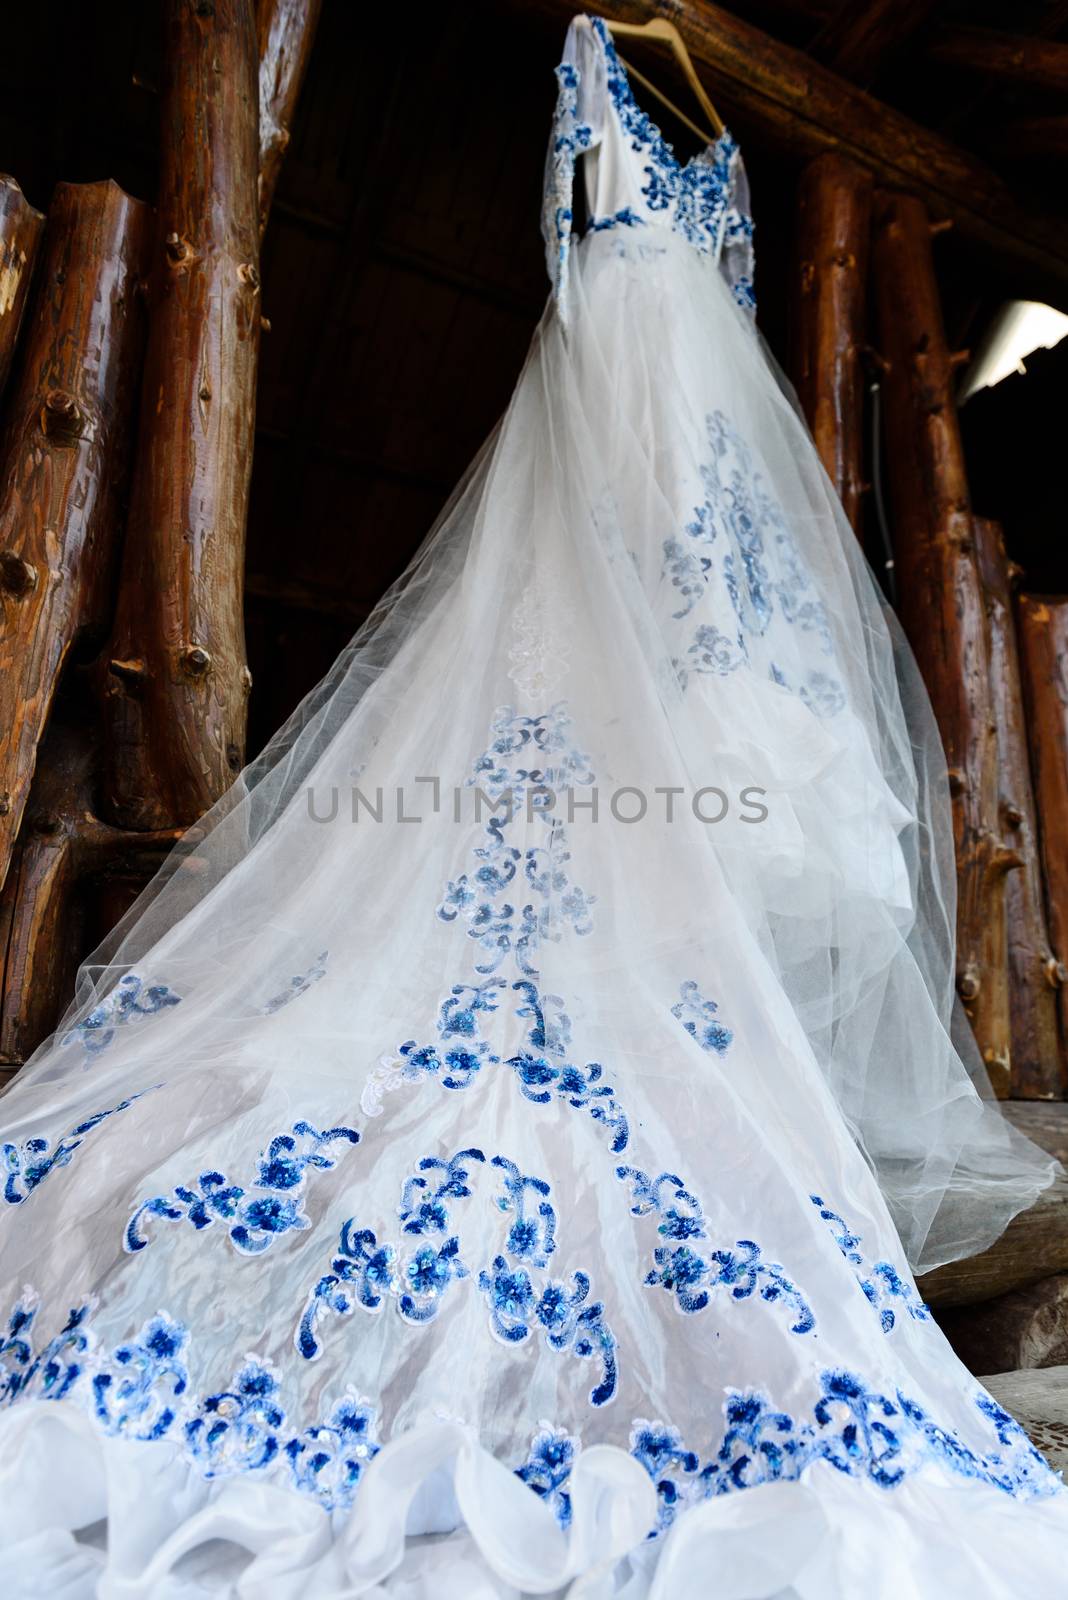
[2,1402,1066,1600]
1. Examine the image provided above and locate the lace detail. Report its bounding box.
[507,588,573,701]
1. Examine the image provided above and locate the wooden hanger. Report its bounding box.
[606,17,726,143]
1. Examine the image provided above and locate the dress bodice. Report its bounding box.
[543,15,755,317]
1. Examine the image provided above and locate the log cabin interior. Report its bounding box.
[1,0,1068,1467]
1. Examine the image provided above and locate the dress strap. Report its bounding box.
[541,17,605,316]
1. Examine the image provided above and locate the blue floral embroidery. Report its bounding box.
[618,1165,814,1333]
[479,1257,618,1407]
[438,706,597,977]
[93,1313,189,1442]
[125,1121,360,1256]
[587,206,645,233]
[3,1088,155,1205]
[61,973,181,1058]
[185,1358,286,1474]
[0,1294,89,1406]
[542,60,593,310]
[631,1418,701,1532]
[811,1195,931,1333]
[514,1423,579,1528]
[671,980,734,1054]
[285,1391,381,1508]
[506,980,629,1153]
[263,951,328,1014]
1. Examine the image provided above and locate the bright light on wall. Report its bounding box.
[959,301,1068,403]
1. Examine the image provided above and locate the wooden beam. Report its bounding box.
[791,152,871,533]
[0,177,44,403]
[929,27,1068,95]
[257,0,323,237]
[938,1274,1068,1376]
[974,523,1066,1100]
[873,192,1017,1093]
[0,181,150,894]
[918,1172,1068,1306]
[809,0,937,87]
[102,0,261,832]
[1017,594,1068,1069]
[515,0,1068,306]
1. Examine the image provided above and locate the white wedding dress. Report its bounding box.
[1,15,1065,1598]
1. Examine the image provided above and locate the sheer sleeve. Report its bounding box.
[541,17,606,316]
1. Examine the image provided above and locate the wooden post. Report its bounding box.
[0,177,45,403]
[0,718,181,1075]
[0,181,150,894]
[102,0,260,831]
[975,520,1064,1099]
[792,152,871,535]
[873,191,1017,1093]
[257,0,322,237]
[1017,594,1068,1078]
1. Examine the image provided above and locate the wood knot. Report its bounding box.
[226,743,242,771]
[165,233,193,266]
[31,814,61,835]
[0,792,10,817]
[1003,803,1024,829]
[947,768,966,798]
[1047,957,1068,988]
[238,262,260,291]
[193,0,215,15]
[240,665,253,692]
[957,966,981,1002]
[180,643,212,677]
[260,316,272,334]
[42,388,83,444]
[0,552,38,596]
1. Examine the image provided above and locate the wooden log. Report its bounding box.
[102,0,260,831]
[0,181,150,895]
[791,151,871,534]
[257,0,322,237]
[514,0,1068,307]
[918,1172,1068,1307]
[1017,595,1068,1067]
[975,524,1066,1100]
[929,28,1068,95]
[0,177,45,404]
[0,718,182,1072]
[873,192,1017,1093]
[809,0,937,86]
[938,1274,1068,1376]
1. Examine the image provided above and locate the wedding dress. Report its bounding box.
[1,15,1065,1598]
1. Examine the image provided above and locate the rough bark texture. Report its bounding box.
[0,181,150,893]
[975,522,1066,1099]
[102,0,260,831]
[873,192,1016,1094]
[1017,594,1068,1065]
[938,1274,1068,1376]
[809,0,937,86]
[514,0,1068,307]
[0,718,181,1077]
[257,0,322,237]
[791,151,871,534]
[0,176,45,403]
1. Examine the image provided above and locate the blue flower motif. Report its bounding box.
[811,1195,930,1333]
[262,951,328,1014]
[62,974,181,1059]
[3,1089,156,1205]
[514,1424,579,1529]
[285,1391,380,1510]
[672,980,734,1054]
[92,1313,190,1442]
[125,1121,359,1256]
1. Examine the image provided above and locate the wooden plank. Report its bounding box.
[791,151,871,534]
[918,1173,1068,1307]
[0,181,150,893]
[975,522,1065,1099]
[873,192,1016,1094]
[939,1274,1068,1376]
[257,0,323,236]
[0,176,44,403]
[102,0,261,831]
[809,0,937,86]
[930,27,1068,95]
[1017,596,1068,1071]
[515,0,1068,306]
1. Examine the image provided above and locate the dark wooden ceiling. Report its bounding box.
[0,1,1065,750]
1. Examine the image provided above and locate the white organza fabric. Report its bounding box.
[0,15,1064,1598]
